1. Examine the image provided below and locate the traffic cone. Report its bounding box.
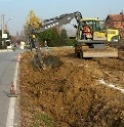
[8,82,17,97]
[17,54,21,62]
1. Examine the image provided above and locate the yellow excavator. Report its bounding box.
[28,12,119,70]
[74,18,119,58]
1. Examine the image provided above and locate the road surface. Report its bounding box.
[0,48,23,127]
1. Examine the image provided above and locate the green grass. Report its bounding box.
[31,112,55,127]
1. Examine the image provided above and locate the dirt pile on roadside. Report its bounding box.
[19,49,124,127]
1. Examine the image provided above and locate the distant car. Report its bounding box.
[7,45,12,49]
[7,44,16,49]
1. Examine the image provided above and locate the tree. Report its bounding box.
[23,10,42,41]
[60,29,68,43]
[26,10,41,29]
[38,28,60,47]
[23,10,42,44]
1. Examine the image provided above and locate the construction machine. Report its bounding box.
[28,12,118,70]
[74,18,118,58]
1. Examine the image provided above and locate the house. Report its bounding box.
[105,12,124,37]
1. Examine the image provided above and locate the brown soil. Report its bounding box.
[19,47,124,127]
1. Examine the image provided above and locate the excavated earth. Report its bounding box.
[19,47,124,127]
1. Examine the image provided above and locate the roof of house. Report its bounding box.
[106,14,124,21]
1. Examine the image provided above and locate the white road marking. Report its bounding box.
[99,79,124,94]
[6,57,19,127]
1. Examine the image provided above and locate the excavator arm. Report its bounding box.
[28,11,82,70]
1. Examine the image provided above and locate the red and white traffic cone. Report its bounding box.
[8,82,17,97]
[10,83,15,95]
[17,54,21,62]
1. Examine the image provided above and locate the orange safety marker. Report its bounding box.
[8,82,18,97]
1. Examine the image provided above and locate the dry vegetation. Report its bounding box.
[19,47,124,127]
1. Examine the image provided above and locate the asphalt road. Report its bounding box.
[0,48,23,127]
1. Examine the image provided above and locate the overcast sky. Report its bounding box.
[0,0,124,36]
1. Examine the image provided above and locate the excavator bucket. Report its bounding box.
[32,50,46,70]
[29,35,46,71]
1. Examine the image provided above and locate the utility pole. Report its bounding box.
[1,14,5,38]
[1,14,5,46]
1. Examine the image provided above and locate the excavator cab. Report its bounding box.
[77,18,106,40]
[77,18,120,42]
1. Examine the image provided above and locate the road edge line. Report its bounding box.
[6,59,19,127]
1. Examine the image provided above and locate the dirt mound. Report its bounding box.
[19,48,124,127]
